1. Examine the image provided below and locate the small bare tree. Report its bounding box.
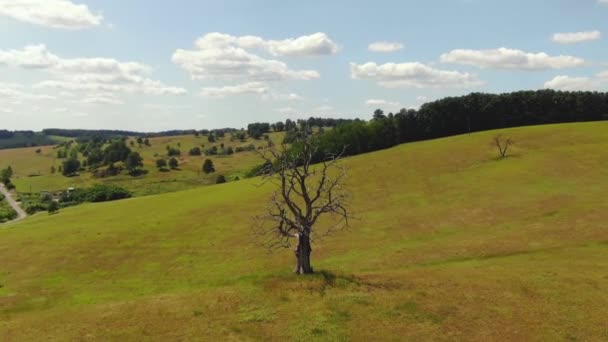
[254,137,350,274]
[493,134,513,158]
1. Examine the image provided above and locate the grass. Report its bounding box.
[0,132,283,196]
[0,195,17,223]
[1,122,608,340]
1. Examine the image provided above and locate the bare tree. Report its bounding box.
[493,134,513,159]
[254,137,350,274]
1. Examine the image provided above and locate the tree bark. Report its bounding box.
[294,232,313,274]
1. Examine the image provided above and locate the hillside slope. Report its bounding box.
[1,122,608,340]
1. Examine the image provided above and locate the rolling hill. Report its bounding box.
[0,132,283,196]
[1,122,607,340]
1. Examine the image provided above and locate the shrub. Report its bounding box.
[169,157,179,169]
[48,201,59,214]
[69,184,132,203]
[216,175,226,184]
[202,159,215,174]
[189,147,202,156]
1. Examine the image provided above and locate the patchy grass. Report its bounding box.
[1,122,608,340]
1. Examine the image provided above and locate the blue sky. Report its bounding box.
[1,0,607,131]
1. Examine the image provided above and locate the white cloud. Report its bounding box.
[276,107,297,114]
[78,93,124,105]
[597,70,608,78]
[351,61,481,88]
[0,44,186,96]
[172,32,327,82]
[543,76,597,91]
[440,47,585,70]
[0,82,56,105]
[365,99,401,107]
[552,31,601,44]
[0,0,103,29]
[265,32,339,56]
[194,32,339,57]
[544,71,608,91]
[368,42,404,53]
[201,82,269,98]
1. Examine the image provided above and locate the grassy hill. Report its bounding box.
[0,132,282,196]
[1,122,607,340]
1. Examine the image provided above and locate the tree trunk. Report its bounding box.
[294,232,313,274]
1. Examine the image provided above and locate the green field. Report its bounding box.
[0,133,283,196]
[1,122,607,340]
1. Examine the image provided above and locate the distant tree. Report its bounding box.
[86,148,104,168]
[274,121,285,132]
[493,135,514,159]
[35,148,41,154]
[50,166,56,174]
[69,147,78,159]
[1,166,13,184]
[247,122,271,139]
[136,137,143,145]
[216,175,226,184]
[125,152,144,174]
[48,201,59,214]
[156,159,167,168]
[208,134,216,143]
[285,119,297,131]
[167,146,181,156]
[226,146,234,155]
[202,159,215,174]
[62,158,81,176]
[189,147,202,156]
[144,138,150,146]
[169,157,179,169]
[129,140,135,147]
[194,131,200,137]
[373,109,386,120]
[104,140,132,164]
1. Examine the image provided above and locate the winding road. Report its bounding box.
[0,183,26,223]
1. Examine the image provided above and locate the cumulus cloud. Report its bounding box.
[78,93,124,105]
[201,82,269,98]
[264,32,339,56]
[0,0,103,29]
[544,76,597,91]
[351,62,481,88]
[440,47,585,70]
[544,71,608,91]
[0,44,186,96]
[194,32,339,57]
[0,82,56,105]
[172,32,330,82]
[552,31,601,44]
[368,42,404,53]
[365,99,401,107]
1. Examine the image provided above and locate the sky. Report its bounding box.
[1,0,607,131]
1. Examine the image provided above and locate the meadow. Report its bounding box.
[0,132,283,196]
[1,122,607,340]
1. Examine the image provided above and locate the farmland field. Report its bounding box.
[1,122,607,340]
